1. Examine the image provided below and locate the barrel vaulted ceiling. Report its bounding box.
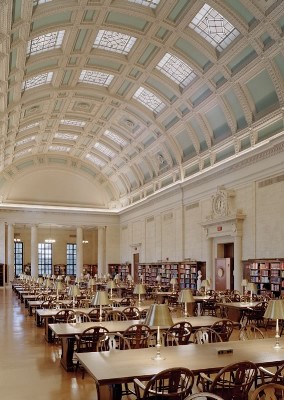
[0,0,284,211]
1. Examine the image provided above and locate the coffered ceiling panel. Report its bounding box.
[0,0,284,211]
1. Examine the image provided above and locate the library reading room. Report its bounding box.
[1,0,284,399]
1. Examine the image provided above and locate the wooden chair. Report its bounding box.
[250,383,284,400]
[75,326,109,378]
[66,311,91,323]
[185,393,225,399]
[122,323,151,349]
[198,360,258,400]
[122,306,141,320]
[193,327,223,344]
[239,324,264,340]
[258,363,284,385]
[88,307,107,322]
[201,297,220,317]
[164,321,193,346]
[243,301,268,327]
[134,367,195,399]
[120,297,135,306]
[105,310,128,321]
[210,319,234,342]
[53,309,75,323]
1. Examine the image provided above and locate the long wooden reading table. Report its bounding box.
[49,315,225,371]
[77,337,284,400]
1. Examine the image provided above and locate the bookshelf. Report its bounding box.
[244,259,284,296]
[108,263,130,281]
[137,261,203,290]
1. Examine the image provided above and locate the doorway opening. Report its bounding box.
[215,242,234,291]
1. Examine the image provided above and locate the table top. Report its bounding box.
[217,301,260,309]
[48,315,225,337]
[77,338,284,385]
[37,305,150,318]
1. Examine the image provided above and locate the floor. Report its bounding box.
[0,287,98,400]
[0,287,276,400]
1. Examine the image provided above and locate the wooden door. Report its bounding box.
[215,258,233,291]
[133,253,139,282]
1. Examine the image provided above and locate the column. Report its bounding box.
[7,224,14,282]
[76,227,83,278]
[97,226,106,277]
[31,225,38,277]
[234,235,242,292]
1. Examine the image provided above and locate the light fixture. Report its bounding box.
[201,279,210,295]
[107,280,116,299]
[144,304,173,360]
[133,283,146,307]
[170,277,177,292]
[68,285,81,308]
[264,300,284,349]
[91,291,109,324]
[45,225,56,243]
[178,289,195,318]
[241,279,248,296]
[247,282,257,303]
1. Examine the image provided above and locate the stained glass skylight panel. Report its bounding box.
[156,53,197,88]
[14,148,32,158]
[189,4,240,51]
[26,31,64,56]
[86,153,106,168]
[19,122,39,132]
[93,30,137,55]
[79,70,114,86]
[54,132,78,141]
[128,0,160,8]
[104,130,128,147]
[133,87,166,113]
[94,142,116,158]
[22,72,53,90]
[60,119,86,127]
[49,145,70,152]
[15,136,36,147]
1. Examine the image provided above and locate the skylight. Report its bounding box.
[133,87,166,113]
[94,142,116,158]
[26,30,65,56]
[93,30,137,55]
[104,130,128,147]
[128,0,160,8]
[49,145,70,152]
[156,53,197,88]
[22,72,53,90]
[19,122,39,132]
[60,119,86,127]
[15,136,36,147]
[54,132,78,141]
[79,70,114,86]
[86,153,106,168]
[33,0,52,5]
[189,4,240,51]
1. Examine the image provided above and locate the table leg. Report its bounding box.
[60,337,75,371]
[44,317,54,342]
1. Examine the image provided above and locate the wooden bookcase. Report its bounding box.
[108,264,130,281]
[83,264,98,276]
[53,264,67,276]
[243,259,284,296]
[137,261,203,290]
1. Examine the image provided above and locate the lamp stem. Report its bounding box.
[73,295,75,308]
[184,302,188,319]
[99,304,103,324]
[138,293,141,307]
[153,326,163,360]
[274,318,280,349]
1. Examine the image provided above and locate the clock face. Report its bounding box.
[213,193,226,215]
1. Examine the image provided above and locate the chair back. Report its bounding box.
[67,311,91,323]
[165,321,193,346]
[76,326,109,353]
[53,309,75,323]
[106,310,128,321]
[122,306,140,320]
[239,324,264,340]
[250,383,284,400]
[208,360,258,400]
[193,327,222,344]
[122,323,151,349]
[185,393,225,399]
[210,319,234,342]
[134,367,194,399]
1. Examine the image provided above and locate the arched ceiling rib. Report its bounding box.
[0,0,284,210]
